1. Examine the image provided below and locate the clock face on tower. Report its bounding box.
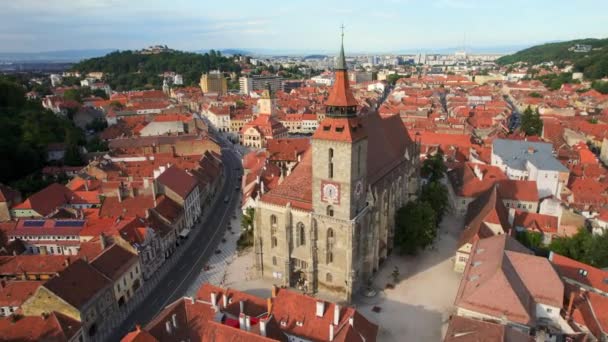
[321,181,340,204]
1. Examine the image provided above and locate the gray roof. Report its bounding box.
[492,139,568,172]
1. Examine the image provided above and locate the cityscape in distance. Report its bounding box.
[0,1,607,342]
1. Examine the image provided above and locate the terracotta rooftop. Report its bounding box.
[0,311,81,342]
[455,235,563,326]
[0,280,42,308]
[261,148,313,211]
[156,165,198,199]
[43,259,110,310]
[90,244,138,281]
[444,315,532,342]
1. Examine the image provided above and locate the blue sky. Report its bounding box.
[1,0,607,53]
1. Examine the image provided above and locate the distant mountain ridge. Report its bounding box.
[0,49,116,62]
[497,38,608,79]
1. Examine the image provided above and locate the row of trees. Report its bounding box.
[72,50,242,91]
[517,228,608,269]
[395,153,449,255]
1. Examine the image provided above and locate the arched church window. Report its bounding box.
[328,148,334,179]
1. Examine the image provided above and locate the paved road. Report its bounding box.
[107,137,242,340]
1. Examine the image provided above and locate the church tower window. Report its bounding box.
[327,228,334,264]
[296,222,306,247]
[328,148,334,179]
[326,205,334,217]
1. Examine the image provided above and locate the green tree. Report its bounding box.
[515,230,544,250]
[421,152,447,183]
[520,106,543,136]
[63,144,84,166]
[592,80,608,94]
[63,89,82,103]
[395,201,437,255]
[420,181,449,222]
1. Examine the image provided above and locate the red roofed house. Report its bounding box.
[251,36,419,301]
[0,184,21,222]
[122,283,377,342]
[21,259,118,339]
[0,311,83,342]
[550,253,608,340]
[455,235,566,335]
[155,165,202,232]
[90,244,142,308]
[0,280,41,317]
[240,87,289,148]
[454,186,511,272]
[11,183,98,219]
[444,315,532,342]
[511,210,559,244]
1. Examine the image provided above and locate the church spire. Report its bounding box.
[336,24,347,70]
[325,25,358,117]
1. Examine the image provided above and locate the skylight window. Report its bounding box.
[578,269,588,277]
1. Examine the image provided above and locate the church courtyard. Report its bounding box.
[220,211,464,342]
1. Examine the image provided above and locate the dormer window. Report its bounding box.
[280,320,287,327]
[323,125,331,131]
[335,126,344,132]
[579,269,588,277]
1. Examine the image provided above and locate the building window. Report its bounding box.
[327,228,334,264]
[357,145,362,176]
[328,148,334,179]
[327,206,334,217]
[270,215,277,227]
[326,273,333,283]
[272,256,277,266]
[296,222,305,247]
[271,225,278,248]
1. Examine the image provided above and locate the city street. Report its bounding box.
[106,136,242,341]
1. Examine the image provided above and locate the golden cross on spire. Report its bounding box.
[340,24,345,43]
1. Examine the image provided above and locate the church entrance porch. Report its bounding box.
[290,258,309,292]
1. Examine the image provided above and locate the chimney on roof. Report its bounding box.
[271,284,278,298]
[316,301,325,318]
[100,234,107,250]
[117,188,122,202]
[64,258,70,267]
[527,146,535,154]
[239,300,245,314]
[210,292,217,308]
[260,317,268,337]
[333,304,340,326]
[245,315,251,331]
[565,289,577,320]
[267,297,273,314]
[348,316,354,327]
[329,323,335,341]
[473,164,483,181]
[238,313,246,331]
[222,294,228,308]
[508,208,516,227]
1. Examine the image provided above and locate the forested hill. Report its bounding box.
[71,50,241,91]
[497,38,608,80]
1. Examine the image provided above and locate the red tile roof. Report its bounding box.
[326,70,358,107]
[13,183,89,216]
[261,149,313,211]
[448,163,507,198]
[549,252,608,294]
[497,180,539,202]
[0,255,71,277]
[312,117,366,143]
[455,235,563,325]
[156,166,198,199]
[100,195,156,218]
[0,280,42,307]
[0,311,81,342]
[90,244,138,281]
[444,315,532,342]
[513,211,558,234]
[43,259,110,310]
[459,186,511,248]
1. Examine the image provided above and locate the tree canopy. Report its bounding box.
[548,228,608,268]
[394,201,437,255]
[421,152,447,183]
[72,50,241,91]
[520,106,543,136]
[0,77,84,191]
[497,38,608,80]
